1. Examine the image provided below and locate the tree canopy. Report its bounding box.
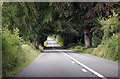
[2,2,120,48]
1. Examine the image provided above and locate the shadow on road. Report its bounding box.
[42,46,76,53]
[45,47,63,50]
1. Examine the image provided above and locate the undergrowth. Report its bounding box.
[68,34,120,62]
[2,28,42,77]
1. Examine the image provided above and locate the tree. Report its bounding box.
[2,2,53,49]
[2,2,120,49]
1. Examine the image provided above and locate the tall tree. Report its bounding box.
[2,2,53,49]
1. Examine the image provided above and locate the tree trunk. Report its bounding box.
[32,40,36,48]
[32,39,40,49]
[41,41,44,47]
[36,40,39,49]
[84,28,92,49]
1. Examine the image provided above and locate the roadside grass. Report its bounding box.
[67,34,120,63]
[70,48,85,53]
[2,28,46,77]
[69,46,119,63]
[5,44,42,77]
[49,35,120,62]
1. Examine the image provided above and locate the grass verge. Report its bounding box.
[69,47,119,63]
[3,44,42,77]
[68,35,120,63]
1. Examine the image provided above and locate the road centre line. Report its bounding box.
[81,69,87,73]
[50,38,107,79]
[62,52,107,79]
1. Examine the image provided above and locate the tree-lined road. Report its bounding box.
[15,37,118,78]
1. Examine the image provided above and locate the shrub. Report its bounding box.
[98,11,119,43]
[2,28,25,76]
[74,46,84,50]
[93,34,120,61]
[92,32,102,47]
[103,35,119,60]
[54,35,64,47]
[67,43,76,48]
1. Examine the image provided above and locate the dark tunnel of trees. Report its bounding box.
[1,2,120,76]
[2,2,120,49]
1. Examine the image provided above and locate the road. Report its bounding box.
[15,37,119,79]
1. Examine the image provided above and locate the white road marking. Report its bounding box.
[49,37,107,79]
[71,61,75,63]
[62,52,107,79]
[81,69,87,72]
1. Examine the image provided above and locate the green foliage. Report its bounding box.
[89,10,120,61]
[74,46,84,50]
[2,2,51,45]
[69,45,85,53]
[3,2,119,49]
[44,40,48,47]
[103,35,119,60]
[2,28,41,77]
[92,31,102,47]
[13,27,19,37]
[53,20,81,46]
[43,8,53,24]
[92,34,120,62]
[53,35,64,47]
[2,28,25,76]
[51,3,73,18]
[98,11,120,42]
[2,3,120,77]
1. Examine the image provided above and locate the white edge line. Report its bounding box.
[50,38,106,79]
[62,52,107,79]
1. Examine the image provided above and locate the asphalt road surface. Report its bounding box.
[15,37,119,79]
